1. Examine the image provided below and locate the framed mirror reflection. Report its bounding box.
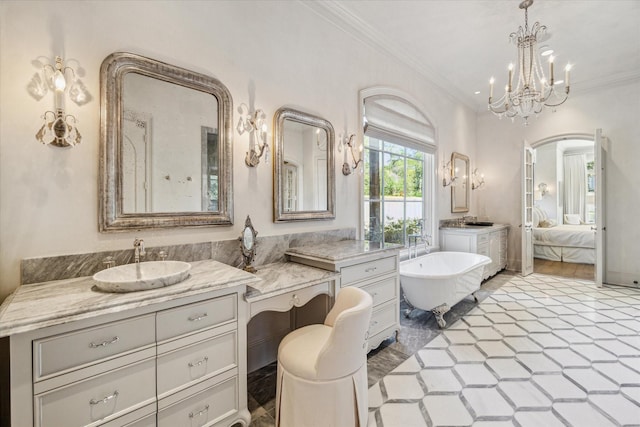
[100,52,233,231]
[451,152,470,213]
[273,107,335,222]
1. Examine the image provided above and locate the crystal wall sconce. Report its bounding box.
[338,133,362,175]
[34,56,85,147]
[471,168,485,190]
[441,160,457,187]
[538,182,549,196]
[237,103,268,167]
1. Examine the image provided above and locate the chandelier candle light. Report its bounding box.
[488,0,571,124]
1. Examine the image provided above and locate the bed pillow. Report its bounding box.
[532,208,540,227]
[539,219,556,228]
[564,213,581,225]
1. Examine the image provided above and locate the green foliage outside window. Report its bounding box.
[383,217,423,244]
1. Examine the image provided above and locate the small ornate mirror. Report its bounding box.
[239,215,258,273]
[273,107,335,222]
[451,152,470,213]
[100,52,233,231]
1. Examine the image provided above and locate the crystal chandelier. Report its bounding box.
[488,0,571,124]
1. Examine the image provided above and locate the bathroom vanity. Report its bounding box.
[0,261,260,427]
[439,224,509,279]
[0,239,401,426]
[286,240,402,351]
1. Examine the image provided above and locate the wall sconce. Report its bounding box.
[442,160,457,187]
[471,168,485,190]
[237,103,268,167]
[337,133,363,175]
[538,182,549,196]
[35,56,82,147]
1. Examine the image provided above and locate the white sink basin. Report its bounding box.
[93,261,191,293]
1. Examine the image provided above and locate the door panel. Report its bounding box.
[521,143,534,276]
[595,129,607,286]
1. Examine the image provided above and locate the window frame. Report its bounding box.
[357,87,437,250]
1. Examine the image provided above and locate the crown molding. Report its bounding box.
[300,0,478,112]
[301,1,640,115]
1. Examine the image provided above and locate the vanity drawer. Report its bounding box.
[477,243,489,257]
[34,356,156,427]
[158,375,238,427]
[369,300,398,337]
[157,326,237,397]
[359,276,397,307]
[341,255,397,287]
[98,403,156,427]
[157,294,237,342]
[477,233,489,244]
[248,281,331,318]
[33,314,155,380]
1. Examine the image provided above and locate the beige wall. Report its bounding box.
[0,1,477,300]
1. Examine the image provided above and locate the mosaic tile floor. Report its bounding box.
[368,274,640,427]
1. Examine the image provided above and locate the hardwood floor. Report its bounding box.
[533,258,594,280]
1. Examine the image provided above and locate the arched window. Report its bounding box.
[360,89,436,249]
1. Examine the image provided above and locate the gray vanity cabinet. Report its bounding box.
[286,241,401,352]
[439,224,509,279]
[7,288,249,427]
[339,254,400,351]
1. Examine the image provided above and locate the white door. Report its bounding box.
[122,112,151,213]
[594,129,608,287]
[521,143,534,276]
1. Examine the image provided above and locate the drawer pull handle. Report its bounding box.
[188,356,209,368]
[189,404,210,419]
[370,321,378,327]
[89,390,119,406]
[89,336,119,348]
[365,267,377,272]
[188,313,208,322]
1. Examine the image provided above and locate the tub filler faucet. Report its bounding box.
[133,238,145,263]
[408,233,432,259]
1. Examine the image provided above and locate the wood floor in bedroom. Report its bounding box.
[534,258,595,280]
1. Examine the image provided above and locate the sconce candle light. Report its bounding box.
[471,168,485,190]
[237,103,268,167]
[338,133,362,175]
[35,56,82,147]
[538,182,548,196]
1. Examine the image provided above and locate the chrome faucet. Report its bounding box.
[133,238,145,263]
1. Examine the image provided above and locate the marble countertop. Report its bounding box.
[439,223,510,232]
[285,240,402,263]
[0,260,261,338]
[245,262,339,302]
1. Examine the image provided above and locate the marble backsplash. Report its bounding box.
[21,228,356,285]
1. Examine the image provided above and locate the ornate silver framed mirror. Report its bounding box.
[451,152,470,213]
[239,215,258,273]
[273,107,335,222]
[99,52,233,231]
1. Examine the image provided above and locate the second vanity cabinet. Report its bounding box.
[286,241,401,351]
[5,283,251,427]
[440,224,509,279]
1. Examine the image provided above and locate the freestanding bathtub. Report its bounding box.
[399,251,491,328]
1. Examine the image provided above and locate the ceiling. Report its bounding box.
[308,0,640,112]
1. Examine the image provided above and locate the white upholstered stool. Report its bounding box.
[275,286,373,427]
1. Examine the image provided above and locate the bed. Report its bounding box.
[533,207,595,264]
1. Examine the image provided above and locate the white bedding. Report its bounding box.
[533,224,595,249]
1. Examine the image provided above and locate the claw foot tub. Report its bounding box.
[399,252,491,328]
